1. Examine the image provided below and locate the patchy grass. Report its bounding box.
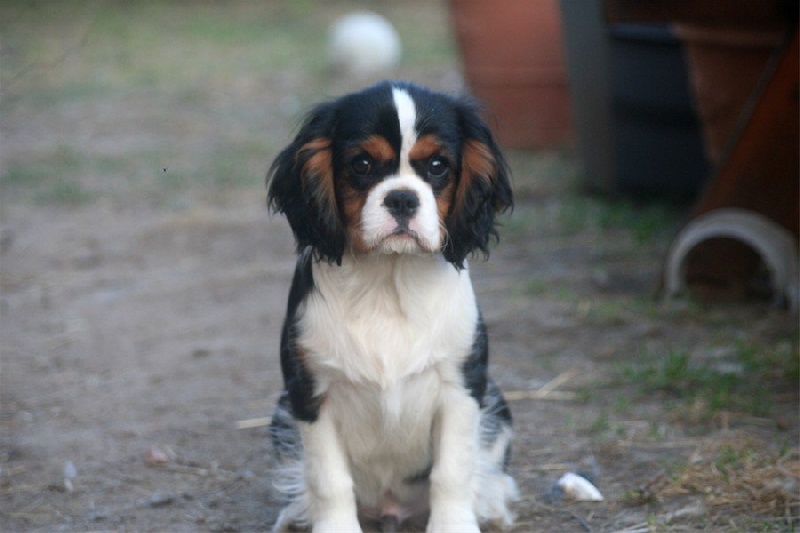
[0,1,330,95]
[1,2,317,206]
[506,149,581,197]
[579,335,797,446]
[1,0,463,210]
[660,434,799,521]
[555,195,683,243]
[613,340,797,424]
[1,146,82,186]
[503,151,683,252]
[510,274,576,302]
[1,2,796,531]
[33,180,94,206]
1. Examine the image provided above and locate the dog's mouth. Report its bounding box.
[387,226,429,246]
[389,226,417,239]
[376,226,435,253]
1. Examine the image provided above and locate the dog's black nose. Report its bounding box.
[383,189,419,219]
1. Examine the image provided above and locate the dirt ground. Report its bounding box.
[1,2,798,532]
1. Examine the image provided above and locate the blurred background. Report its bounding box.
[3,0,797,302]
[1,1,797,531]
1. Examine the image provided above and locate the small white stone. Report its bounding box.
[558,472,604,501]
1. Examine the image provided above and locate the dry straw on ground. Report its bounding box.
[660,432,799,518]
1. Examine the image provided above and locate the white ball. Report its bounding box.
[328,11,402,74]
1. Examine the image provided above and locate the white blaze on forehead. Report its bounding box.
[391,87,417,171]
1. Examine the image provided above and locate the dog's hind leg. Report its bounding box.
[475,380,519,528]
[270,393,311,532]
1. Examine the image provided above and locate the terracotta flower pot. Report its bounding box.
[676,25,784,164]
[449,0,572,149]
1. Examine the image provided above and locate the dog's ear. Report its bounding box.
[443,101,513,268]
[267,103,346,264]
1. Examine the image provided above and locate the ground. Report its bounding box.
[1,2,797,532]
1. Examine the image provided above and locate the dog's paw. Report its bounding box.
[426,506,480,533]
[313,516,363,533]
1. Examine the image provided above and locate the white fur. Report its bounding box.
[360,175,442,255]
[301,254,477,396]
[271,85,517,532]
[273,255,517,531]
[476,424,518,528]
[392,87,417,167]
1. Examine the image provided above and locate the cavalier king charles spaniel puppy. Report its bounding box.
[267,81,517,533]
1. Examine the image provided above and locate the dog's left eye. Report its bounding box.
[352,155,373,176]
[427,157,449,179]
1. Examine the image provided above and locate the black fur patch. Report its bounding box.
[270,392,302,463]
[278,252,322,422]
[462,315,490,405]
[481,379,514,472]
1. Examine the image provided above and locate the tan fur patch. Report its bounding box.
[360,135,396,162]
[299,138,336,218]
[409,134,443,161]
[455,140,495,213]
[338,184,369,254]
[436,181,455,243]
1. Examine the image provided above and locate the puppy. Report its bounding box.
[267,81,517,533]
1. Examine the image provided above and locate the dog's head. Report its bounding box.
[267,81,512,268]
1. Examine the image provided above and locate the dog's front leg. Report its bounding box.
[427,386,481,533]
[300,405,361,533]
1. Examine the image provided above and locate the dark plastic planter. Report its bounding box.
[560,0,710,200]
[609,24,709,199]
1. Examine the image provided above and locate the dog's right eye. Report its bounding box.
[351,156,372,176]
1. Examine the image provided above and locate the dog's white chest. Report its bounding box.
[295,255,481,508]
[298,255,478,388]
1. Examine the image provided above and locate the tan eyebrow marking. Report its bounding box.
[359,135,396,161]
[408,134,444,160]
